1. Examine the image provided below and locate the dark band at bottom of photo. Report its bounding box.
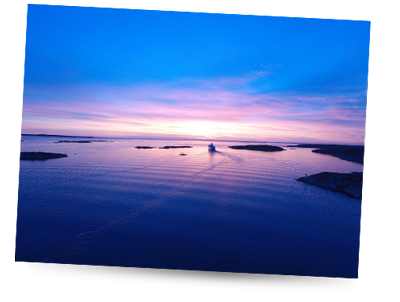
[28,262,369,295]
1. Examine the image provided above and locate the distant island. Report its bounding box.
[20,152,68,160]
[297,172,363,199]
[54,140,110,143]
[135,145,192,149]
[229,145,285,152]
[55,140,91,143]
[289,144,364,164]
[158,146,193,149]
[22,134,94,138]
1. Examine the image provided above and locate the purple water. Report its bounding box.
[16,136,363,277]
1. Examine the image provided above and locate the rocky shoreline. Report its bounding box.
[297,172,363,199]
[20,152,68,160]
[290,144,364,164]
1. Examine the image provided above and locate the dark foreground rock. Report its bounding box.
[290,144,364,164]
[158,146,193,149]
[135,146,155,149]
[229,145,285,152]
[297,172,363,199]
[20,152,68,160]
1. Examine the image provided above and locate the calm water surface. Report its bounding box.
[16,137,363,278]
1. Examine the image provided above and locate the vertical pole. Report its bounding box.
[358,81,369,279]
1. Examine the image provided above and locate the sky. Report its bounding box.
[21,4,370,144]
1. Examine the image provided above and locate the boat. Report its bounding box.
[179,152,187,156]
[208,143,216,151]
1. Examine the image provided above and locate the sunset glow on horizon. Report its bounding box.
[22,5,370,144]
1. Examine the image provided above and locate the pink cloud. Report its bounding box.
[21,78,366,144]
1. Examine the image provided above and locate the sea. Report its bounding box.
[15,136,364,278]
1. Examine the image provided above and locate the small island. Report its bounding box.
[55,140,92,143]
[158,146,193,149]
[297,172,363,199]
[228,145,285,152]
[135,146,155,149]
[54,140,110,143]
[20,152,68,160]
[290,144,364,164]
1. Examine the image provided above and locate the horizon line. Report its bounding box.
[20,133,365,146]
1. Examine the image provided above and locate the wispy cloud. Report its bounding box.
[22,74,367,144]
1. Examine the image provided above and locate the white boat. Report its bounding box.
[208,143,216,151]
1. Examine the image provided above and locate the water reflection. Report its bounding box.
[208,150,217,161]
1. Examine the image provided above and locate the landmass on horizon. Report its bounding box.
[21,133,364,146]
[22,134,94,138]
[290,144,364,164]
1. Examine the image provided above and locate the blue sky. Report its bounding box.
[22,4,370,143]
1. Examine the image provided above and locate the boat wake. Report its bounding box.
[215,151,242,163]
